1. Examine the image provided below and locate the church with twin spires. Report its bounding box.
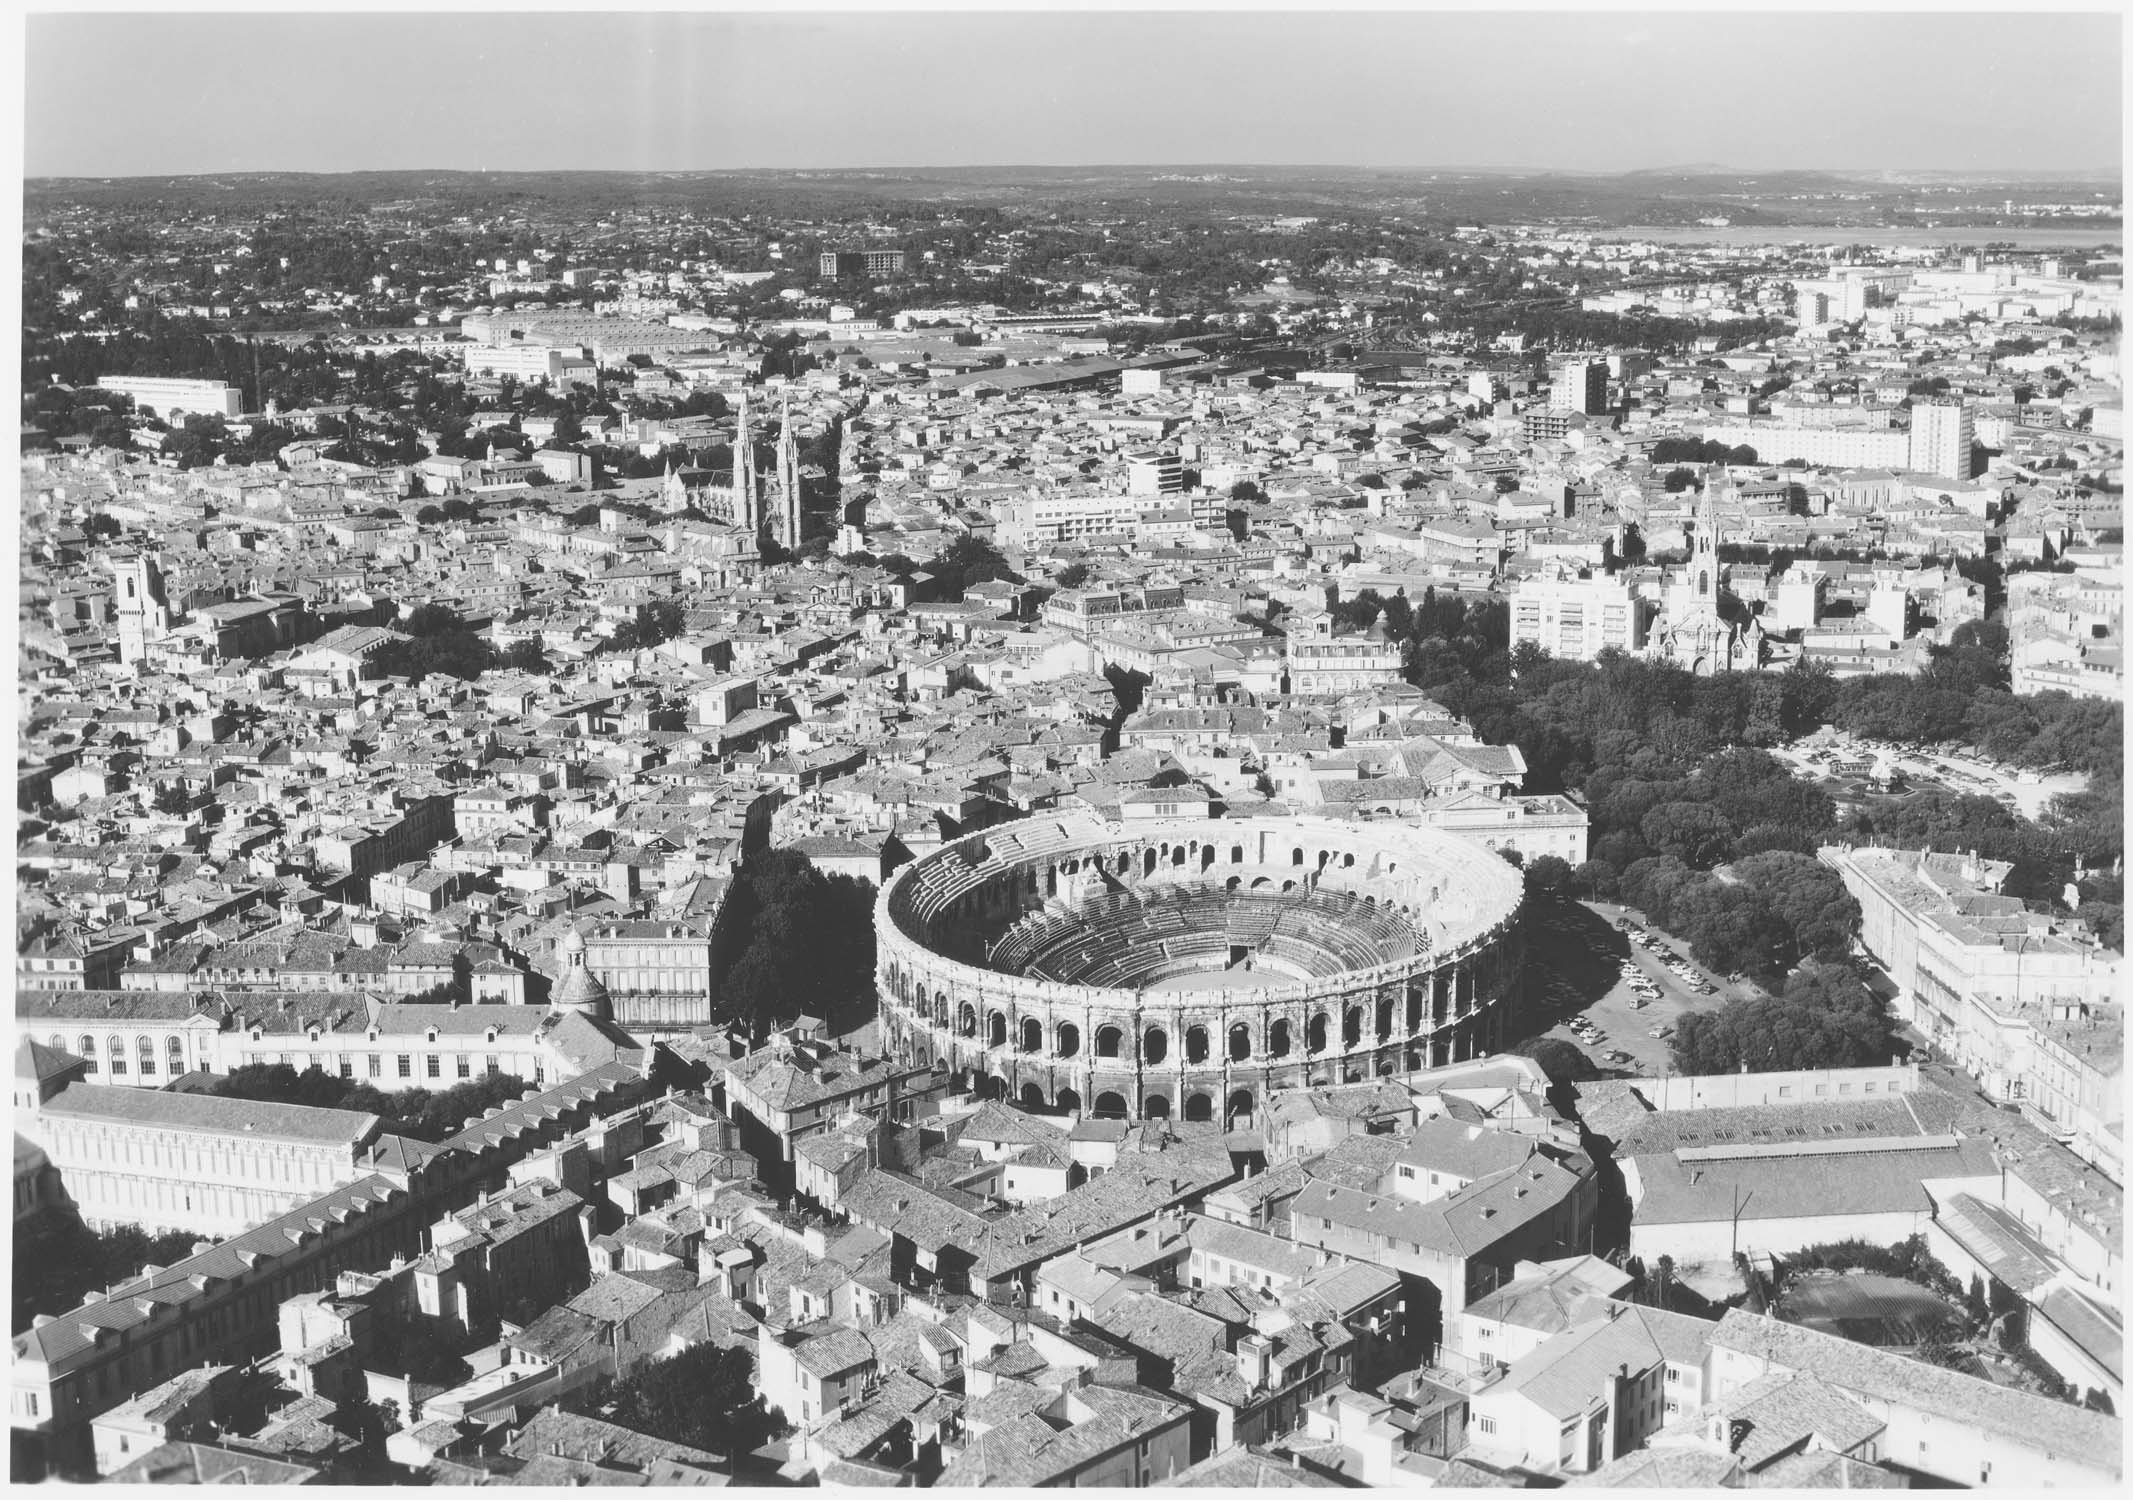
[660,389,803,549]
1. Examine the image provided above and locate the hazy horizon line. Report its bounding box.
[27,162,2127,184]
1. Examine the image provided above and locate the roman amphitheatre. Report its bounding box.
[874,816,1527,1125]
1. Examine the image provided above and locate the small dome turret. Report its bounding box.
[550,924,610,1021]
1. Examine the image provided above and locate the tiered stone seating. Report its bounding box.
[1005,879,1432,987]
[902,851,992,923]
[1162,931,1229,964]
[1224,898,1284,947]
[988,909,1081,972]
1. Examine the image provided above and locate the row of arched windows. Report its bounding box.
[54,1034,185,1078]
[921,1002,1453,1065]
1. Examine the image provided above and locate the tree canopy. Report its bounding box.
[1667,961,1898,1075]
[607,601,687,654]
[373,602,494,682]
[577,1343,783,1465]
[1512,1035,1600,1085]
[1650,436,1759,467]
[1617,851,1859,983]
[204,1063,534,1143]
[14,1217,199,1333]
[716,849,877,1042]
[924,534,1020,601]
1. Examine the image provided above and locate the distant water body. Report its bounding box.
[1527,224,2122,251]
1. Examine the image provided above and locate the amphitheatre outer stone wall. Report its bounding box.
[874,816,1527,1124]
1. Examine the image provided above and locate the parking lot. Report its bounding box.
[1523,900,1749,1077]
[1771,730,2088,822]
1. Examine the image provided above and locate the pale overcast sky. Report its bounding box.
[23,10,2125,178]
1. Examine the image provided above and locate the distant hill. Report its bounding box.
[23,164,2122,232]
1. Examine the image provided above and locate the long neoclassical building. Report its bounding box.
[875,816,1527,1125]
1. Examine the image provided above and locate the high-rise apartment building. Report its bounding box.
[1909,398,1976,481]
[1549,357,1608,416]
